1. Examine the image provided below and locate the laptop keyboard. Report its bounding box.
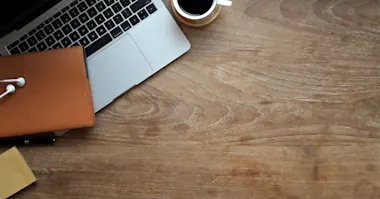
[6,0,157,56]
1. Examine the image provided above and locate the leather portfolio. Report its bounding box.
[0,47,95,138]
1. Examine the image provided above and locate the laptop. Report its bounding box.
[0,0,191,114]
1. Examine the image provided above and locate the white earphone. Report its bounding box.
[0,77,26,87]
[0,84,16,99]
[0,77,26,100]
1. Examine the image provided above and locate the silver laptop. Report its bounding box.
[0,0,190,114]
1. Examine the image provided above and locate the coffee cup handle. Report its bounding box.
[217,0,232,6]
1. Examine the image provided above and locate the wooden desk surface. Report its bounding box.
[4,0,380,198]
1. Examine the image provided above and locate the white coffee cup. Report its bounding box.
[172,0,232,20]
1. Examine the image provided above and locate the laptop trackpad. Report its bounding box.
[87,34,153,112]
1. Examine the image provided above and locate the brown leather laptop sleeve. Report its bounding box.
[0,46,95,138]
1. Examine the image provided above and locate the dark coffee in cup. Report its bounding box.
[178,0,214,16]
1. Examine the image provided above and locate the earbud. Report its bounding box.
[0,84,16,99]
[0,77,26,87]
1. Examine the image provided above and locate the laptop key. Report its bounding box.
[86,19,97,30]
[86,0,97,6]
[96,25,106,36]
[29,47,37,52]
[110,26,122,38]
[53,11,62,19]
[61,13,71,23]
[146,4,156,14]
[62,5,70,12]
[61,37,72,47]
[121,8,132,18]
[129,15,140,26]
[10,47,21,54]
[27,36,38,46]
[37,23,45,30]
[112,2,122,13]
[85,33,112,56]
[77,2,88,12]
[70,18,81,29]
[69,31,80,42]
[105,0,115,6]
[94,14,105,24]
[20,35,28,41]
[28,28,37,36]
[120,21,131,31]
[79,37,90,46]
[88,31,99,41]
[43,24,54,35]
[72,42,80,47]
[62,24,73,35]
[95,1,106,12]
[70,0,79,7]
[137,9,148,20]
[104,8,114,19]
[87,7,98,18]
[78,25,89,36]
[36,41,47,51]
[18,42,29,52]
[113,14,123,24]
[69,7,80,18]
[131,0,151,13]
[52,43,63,49]
[45,17,54,24]
[7,40,19,50]
[79,13,90,23]
[53,30,64,41]
[45,36,56,46]
[120,0,131,7]
[52,19,63,29]
[105,19,115,30]
[36,30,46,40]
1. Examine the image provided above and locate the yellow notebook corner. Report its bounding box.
[0,147,36,199]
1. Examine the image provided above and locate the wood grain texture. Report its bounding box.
[3,0,380,198]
